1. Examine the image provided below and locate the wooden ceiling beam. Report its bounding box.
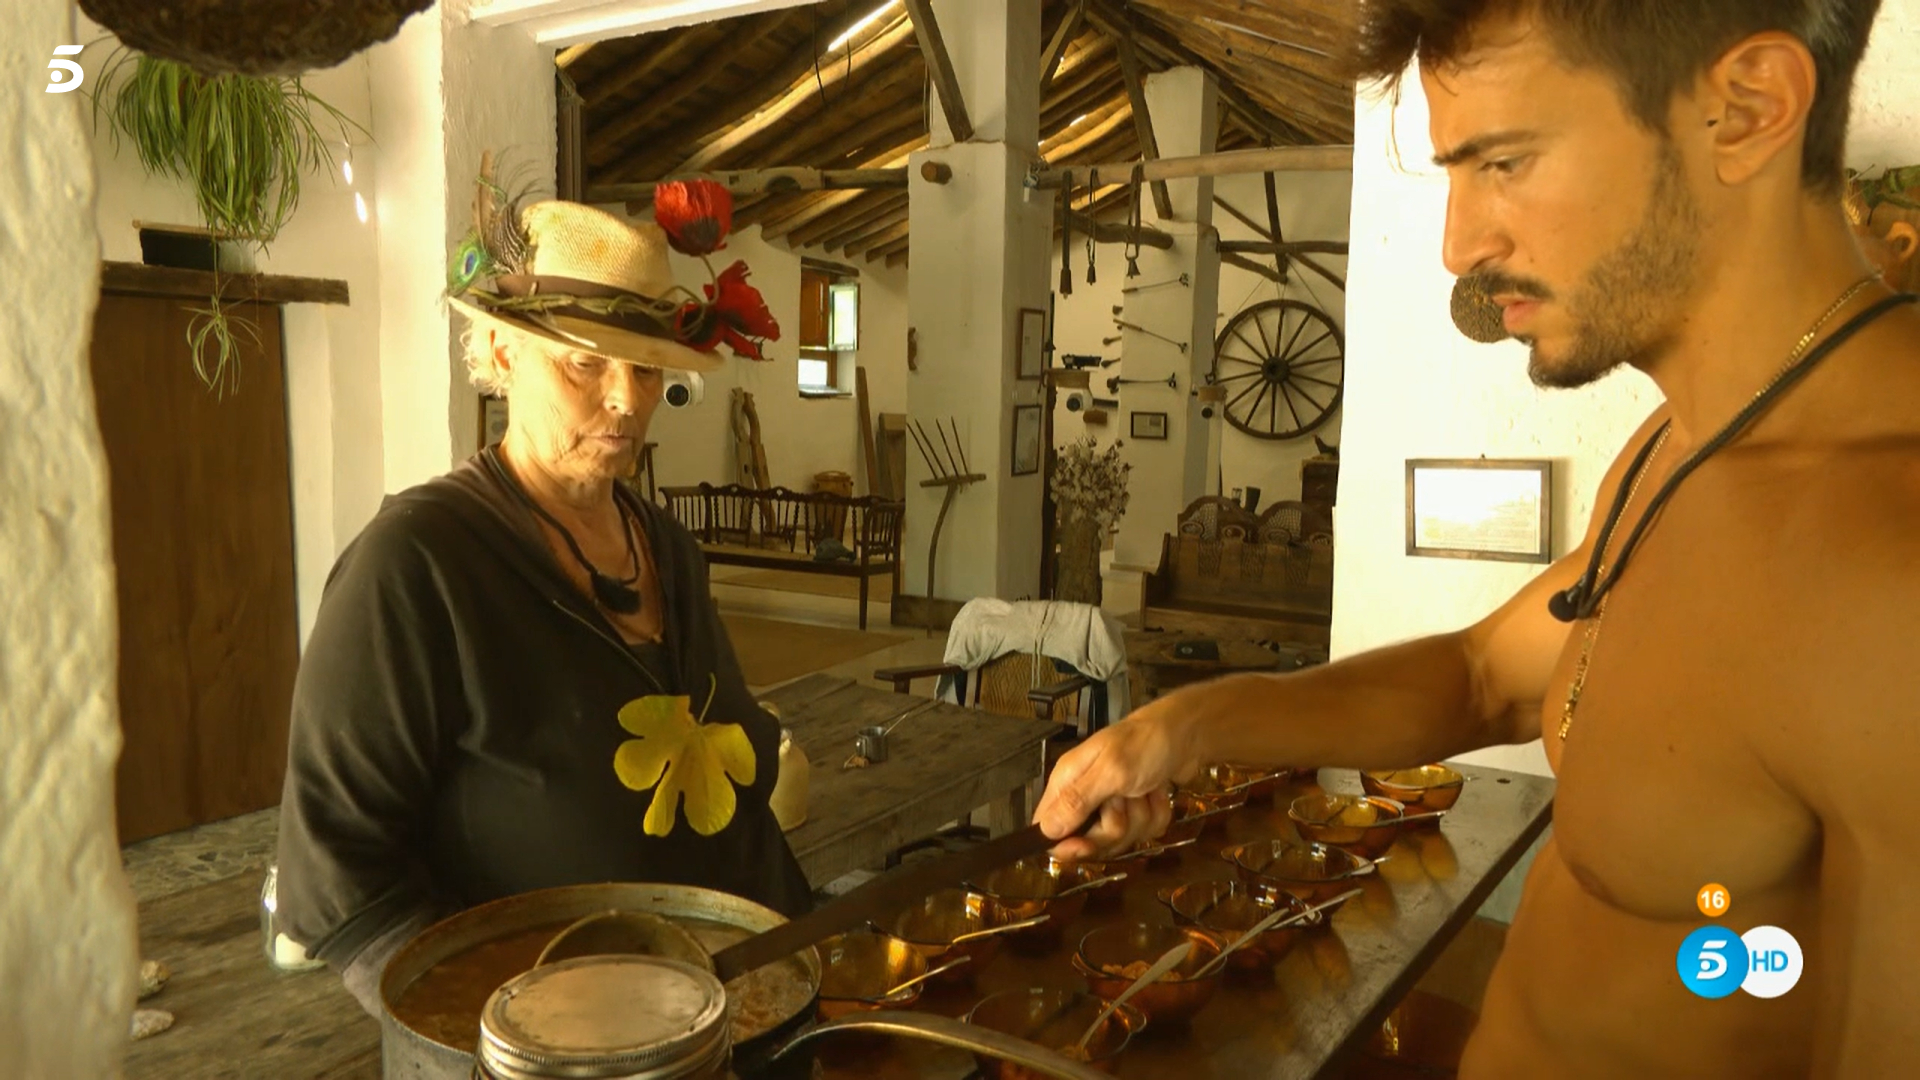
[795,191,908,249]
[594,2,905,179]
[1108,27,1172,218]
[1036,143,1352,186]
[742,52,925,168]
[814,111,928,172]
[1040,67,1122,132]
[903,0,973,142]
[871,233,913,262]
[602,167,907,210]
[1042,97,1131,163]
[1102,3,1324,147]
[1040,0,1088,90]
[671,16,918,175]
[756,136,928,236]
[842,216,911,258]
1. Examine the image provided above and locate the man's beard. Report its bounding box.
[1468,143,1702,389]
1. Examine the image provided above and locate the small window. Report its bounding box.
[799,260,858,395]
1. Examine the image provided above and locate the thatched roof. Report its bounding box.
[563,0,1360,267]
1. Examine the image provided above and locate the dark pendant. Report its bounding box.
[592,573,642,615]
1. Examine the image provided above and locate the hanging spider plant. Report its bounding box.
[91,50,364,394]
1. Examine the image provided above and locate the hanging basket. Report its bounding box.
[80,0,435,77]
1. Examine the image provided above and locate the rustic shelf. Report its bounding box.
[101,261,350,306]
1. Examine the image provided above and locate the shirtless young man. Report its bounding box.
[1035,2,1920,1076]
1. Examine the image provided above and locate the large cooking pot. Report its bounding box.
[379,883,819,1080]
[379,883,1114,1080]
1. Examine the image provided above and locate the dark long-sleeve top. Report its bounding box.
[274,449,812,979]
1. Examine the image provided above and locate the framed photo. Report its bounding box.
[1405,459,1552,563]
[1011,404,1043,476]
[1130,410,1169,440]
[1016,307,1047,380]
[480,395,510,447]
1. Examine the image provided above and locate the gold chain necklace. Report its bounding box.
[1556,273,1881,742]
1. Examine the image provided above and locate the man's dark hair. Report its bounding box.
[1347,0,1883,197]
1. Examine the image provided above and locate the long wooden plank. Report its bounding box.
[903,0,974,143]
[1217,238,1350,257]
[100,262,348,306]
[1110,31,1174,219]
[856,366,879,497]
[1039,0,1088,90]
[676,16,918,175]
[1035,143,1354,186]
[599,167,907,208]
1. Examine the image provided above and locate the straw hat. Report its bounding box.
[450,200,724,373]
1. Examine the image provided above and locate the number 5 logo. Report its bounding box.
[1696,941,1728,979]
[47,46,85,94]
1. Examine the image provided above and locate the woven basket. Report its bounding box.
[80,0,435,77]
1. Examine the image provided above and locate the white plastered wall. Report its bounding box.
[78,20,387,649]
[0,2,139,1072]
[633,223,912,494]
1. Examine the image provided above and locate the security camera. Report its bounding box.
[1063,389,1091,413]
[1200,404,1217,420]
[662,370,704,408]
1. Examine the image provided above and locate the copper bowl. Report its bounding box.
[965,988,1146,1078]
[1157,879,1314,973]
[814,930,927,1023]
[1290,793,1407,858]
[1360,765,1465,818]
[1050,852,1137,905]
[1159,789,1239,847]
[969,858,1096,952]
[887,888,1005,987]
[1072,922,1223,1028]
[1221,762,1292,801]
[1179,769,1254,814]
[1222,839,1378,910]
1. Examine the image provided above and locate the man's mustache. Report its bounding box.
[1462,271,1552,301]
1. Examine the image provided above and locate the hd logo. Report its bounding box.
[1676,925,1803,999]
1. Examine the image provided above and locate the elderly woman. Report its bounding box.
[274,193,805,1015]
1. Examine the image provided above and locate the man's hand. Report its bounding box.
[1034,700,1198,861]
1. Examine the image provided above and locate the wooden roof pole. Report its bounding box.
[1039,0,1087,90]
[1033,143,1353,185]
[602,167,908,210]
[903,0,973,142]
[1111,32,1173,219]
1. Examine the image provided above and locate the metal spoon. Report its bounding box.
[869,955,973,1000]
[946,914,1051,945]
[1071,941,1193,1055]
[1128,836,1200,860]
[1052,871,1128,898]
[1395,809,1450,825]
[1192,888,1365,979]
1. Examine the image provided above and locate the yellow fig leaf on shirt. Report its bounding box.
[613,678,758,837]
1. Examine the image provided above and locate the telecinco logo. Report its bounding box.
[47,46,85,94]
[1676,884,1803,999]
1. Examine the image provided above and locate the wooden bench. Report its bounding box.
[660,483,903,629]
[1138,496,1335,647]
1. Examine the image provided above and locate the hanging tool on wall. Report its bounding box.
[1084,167,1099,286]
[1108,318,1189,353]
[1105,373,1180,394]
[1124,165,1144,279]
[1058,168,1074,297]
[1121,272,1190,295]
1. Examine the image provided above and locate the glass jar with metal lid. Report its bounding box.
[475,955,731,1080]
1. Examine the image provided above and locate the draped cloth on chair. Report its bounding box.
[935,599,1131,733]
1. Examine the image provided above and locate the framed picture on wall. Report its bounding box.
[1405,458,1552,563]
[1016,307,1047,380]
[1130,410,1169,440]
[1011,404,1043,475]
[480,395,510,447]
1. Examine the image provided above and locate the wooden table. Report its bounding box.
[769,673,1058,887]
[819,762,1555,1079]
[1123,624,1324,700]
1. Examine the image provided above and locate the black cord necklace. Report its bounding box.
[1549,288,1916,623]
[490,449,645,615]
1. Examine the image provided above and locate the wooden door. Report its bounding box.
[90,294,300,843]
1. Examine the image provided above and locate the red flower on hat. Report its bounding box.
[654,180,733,257]
[706,261,780,362]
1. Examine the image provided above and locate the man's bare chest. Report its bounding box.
[1540,512,1824,924]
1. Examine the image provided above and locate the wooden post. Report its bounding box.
[1112,34,1173,219]
[904,0,974,143]
[1039,0,1086,91]
[856,367,879,497]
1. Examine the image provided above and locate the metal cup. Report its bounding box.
[855,725,889,763]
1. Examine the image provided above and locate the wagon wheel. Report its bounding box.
[1209,298,1344,441]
